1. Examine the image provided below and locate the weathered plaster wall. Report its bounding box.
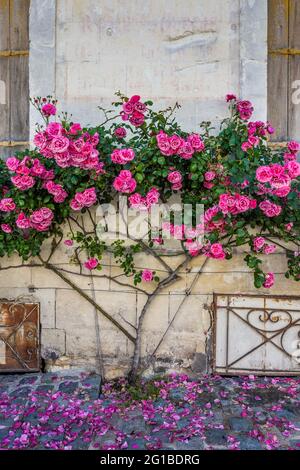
[1,230,296,378]
[29,0,268,139]
[11,0,274,377]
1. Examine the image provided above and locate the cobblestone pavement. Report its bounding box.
[0,372,300,450]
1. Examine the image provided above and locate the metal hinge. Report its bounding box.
[0,50,29,57]
[269,48,300,56]
[0,141,29,147]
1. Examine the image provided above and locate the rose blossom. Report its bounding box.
[237,100,253,120]
[204,171,216,181]
[50,136,69,153]
[70,187,97,210]
[64,239,73,246]
[128,193,146,210]
[113,170,137,194]
[16,212,31,229]
[46,122,63,138]
[111,148,135,164]
[1,224,12,233]
[285,222,293,232]
[253,237,266,252]
[256,166,272,183]
[30,207,54,231]
[226,94,237,102]
[263,272,275,289]
[84,258,99,270]
[69,123,82,135]
[169,135,182,151]
[264,244,276,255]
[33,132,48,149]
[210,243,225,259]
[287,141,300,153]
[167,171,182,184]
[41,103,56,116]
[146,188,159,207]
[6,156,20,172]
[141,269,153,282]
[178,141,194,160]
[286,160,300,179]
[259,200,282,218]
[0,198,16,212]
[187,134,205,152]
[11,175,35,190]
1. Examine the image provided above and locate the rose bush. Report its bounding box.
[1,93,300,381]
[1,92,299,288]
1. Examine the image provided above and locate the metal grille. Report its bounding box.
[213,294,300,376]
[0,301,40,372]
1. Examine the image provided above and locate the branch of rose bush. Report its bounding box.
[38,257,136,343]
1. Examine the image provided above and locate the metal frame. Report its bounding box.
[0,301,41,373]
[212,293,300,376]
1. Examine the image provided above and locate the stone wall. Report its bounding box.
[1,224,297,378]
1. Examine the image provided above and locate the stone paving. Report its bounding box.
[0,371,300,450]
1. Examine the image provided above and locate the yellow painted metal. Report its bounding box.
[0,141,29,147]
[269,48,300,56]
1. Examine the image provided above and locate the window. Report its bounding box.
[268,0,300,142]
[0,0,30,159]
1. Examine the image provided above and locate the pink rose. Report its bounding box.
[237,100,253,120]
[264,244,276,255]
[0,198,16,212]
[64,239,73,246]
[169,135,182,152]
[146,188,159,207]
[256,166,272,183]
[50,136,69,153]
[111,148,135,164]
[167,171,182,184]
[1,224,12,233]
[69,123,82,135]
[285,222,293,232]
[122,101,134,114]
[11,175,35,190]
[114,127,127,138]
[141,269,153,282]
[287,141,300,154]
[286,160,300,179]
[30,207,54,231]
[210,243,225,259]
[259,200,282,218]
[129,111,145,127]
[241,141,252,152]
[16,212,31,229]
[6,157,20,172]
[113,170,137,194]
[33,132,48,149]
[253,236,266,252]
[204,171,216,182]
[41,103,56,116]
[187,134,205,152]
[128,193,146,210]
[235,195,250,213]
[70,187,97,210]
[46,122,63,138]
[263,272,275,289]
[226,94,237,102]
[178,142,194,160]
[84,258,99,270]
[273,186,290,198]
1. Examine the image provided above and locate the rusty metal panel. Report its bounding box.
[0,301,40,372]
[213,294,300,376]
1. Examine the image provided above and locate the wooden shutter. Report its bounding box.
[268,0,300,142]
[0,0,30,159]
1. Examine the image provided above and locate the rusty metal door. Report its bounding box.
[0,301,40,372]
[213,294,300,375]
